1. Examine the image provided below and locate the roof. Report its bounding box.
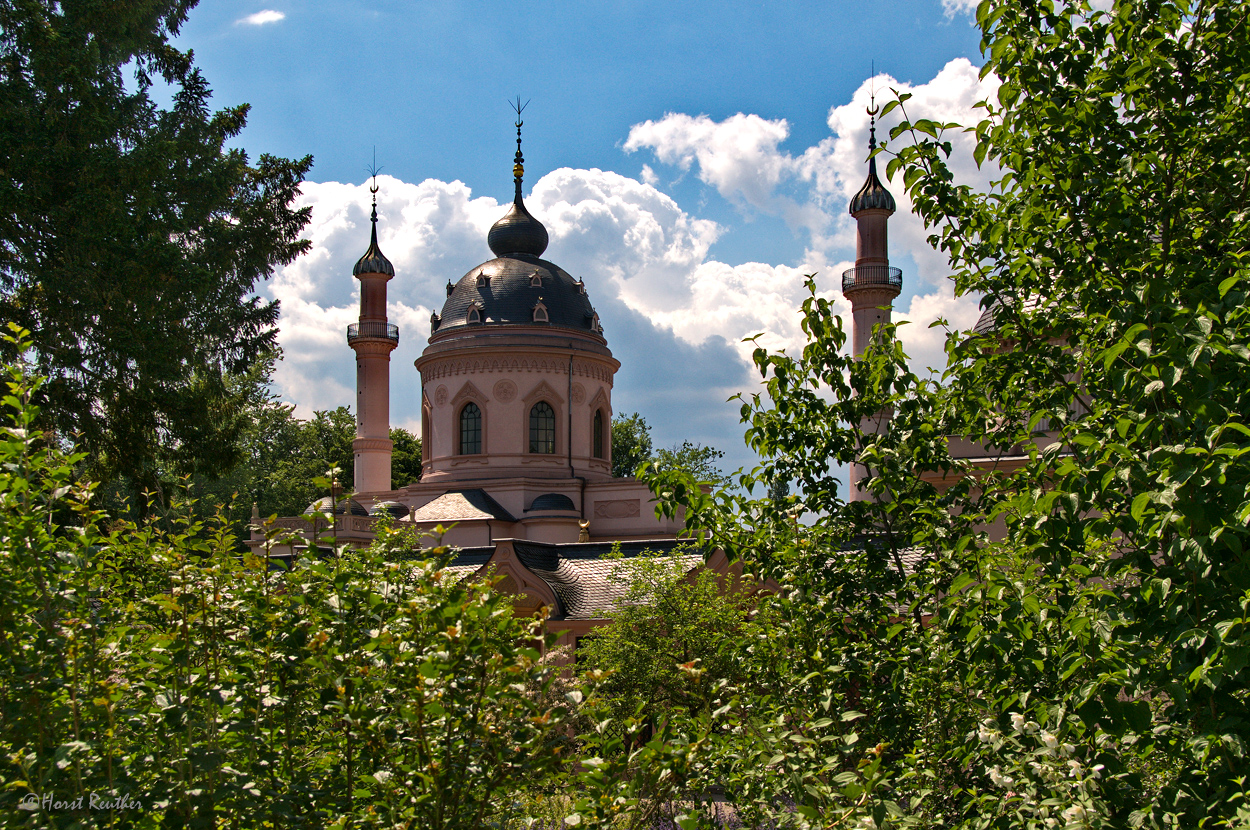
[849,155,896,214]
[411,489,518,524]
[435,253,599,335]
[527,493,577,512]
[435,538,704,620]
[353,204,395,277]
[516,539,703,620]
[305,497,369,517]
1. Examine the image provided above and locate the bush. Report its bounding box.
[0,328,572,828]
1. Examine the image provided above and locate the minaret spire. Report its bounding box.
[348,152,399,494]
[843,69,902,503]
[511,96,529,204]
[488,99,549,258]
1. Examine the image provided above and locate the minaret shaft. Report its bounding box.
[844,103,901,503]
[348,190,398,494]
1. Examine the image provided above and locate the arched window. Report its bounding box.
[529,402,556,454]
[459,402,482,455]
[593,409,605,459]
[467,302,482,324]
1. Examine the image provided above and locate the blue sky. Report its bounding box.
[174,0,997,484]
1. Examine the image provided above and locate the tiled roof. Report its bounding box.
[440,546,495,581]
[513,539,704,620]
[411,489,517,524]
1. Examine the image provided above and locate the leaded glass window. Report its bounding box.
[529,402,555,454]
[459,402,482,455]
[593,409,605,458]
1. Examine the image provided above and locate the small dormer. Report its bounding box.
[475,270,489,288]
[445,280,454,297]
[467,302,483,324]
[576,278,586,295]
[533,298,549,324]
[430,311,441,332]
[588,310,601,333]
[529,271,543,287]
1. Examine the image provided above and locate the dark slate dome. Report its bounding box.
[487,198,549,258]
[849,156,896,215]
[370,501,409,519]
[436,253,598,333]
[528,493,577,512]
[304,497,370,517]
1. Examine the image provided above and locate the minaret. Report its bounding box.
[844,95,900,501]
[348,176,399,493]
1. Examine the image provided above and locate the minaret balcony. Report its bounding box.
[347,322,400,344]
[842,265,902,292]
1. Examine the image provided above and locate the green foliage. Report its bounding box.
[569,0,1250,827]
[390,426,424,490]
[0,330,568,828]
[577,550,775,731]
[611,412,654,479]
[651,442,730,489]
[0,0,312,497]
[611,411,727,486]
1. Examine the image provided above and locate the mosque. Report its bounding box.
[251,109,987,641]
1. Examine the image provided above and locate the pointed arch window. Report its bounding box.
[467,302,482,324]
[533,299,549,323]
[593,409,605,459]
[529,402,556,454]
[459,402,482,455]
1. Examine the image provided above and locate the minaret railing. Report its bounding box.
[842,265,902,292]
[347,322,400,344]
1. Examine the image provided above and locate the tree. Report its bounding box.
[0,335,573,826]
[611,410,727,485]
[611,411,653,478]
[391,426,423,490]
[0,0,312,498]
[573,0,1250,827]
[577,550,775,730]
[651,440,729,488]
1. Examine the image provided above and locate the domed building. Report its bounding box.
[251,119,705,646]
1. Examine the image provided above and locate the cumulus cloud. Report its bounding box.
[237,9,285,25]
[942,0,980,16]
[624,58,1000,294]
[625,113,794,211]
[264,59,1000,473]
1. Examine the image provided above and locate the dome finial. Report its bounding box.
[488,100,549,257]
[510,96,529,203]
[353,148,395,277]
[849,66,896,217]
[866,62,879,157]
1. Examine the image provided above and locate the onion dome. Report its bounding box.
[433,112,600,337]
[488,198,549,257]
[304,496,370,517]
[849,117,896,215]
[353,194,395,277]
[370,501,410,519]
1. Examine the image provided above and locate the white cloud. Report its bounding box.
[265,59,1000,474]
[625,112,794,212]
[941,0,979,16]
[237,9,285,26]
[895,289,985,376]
